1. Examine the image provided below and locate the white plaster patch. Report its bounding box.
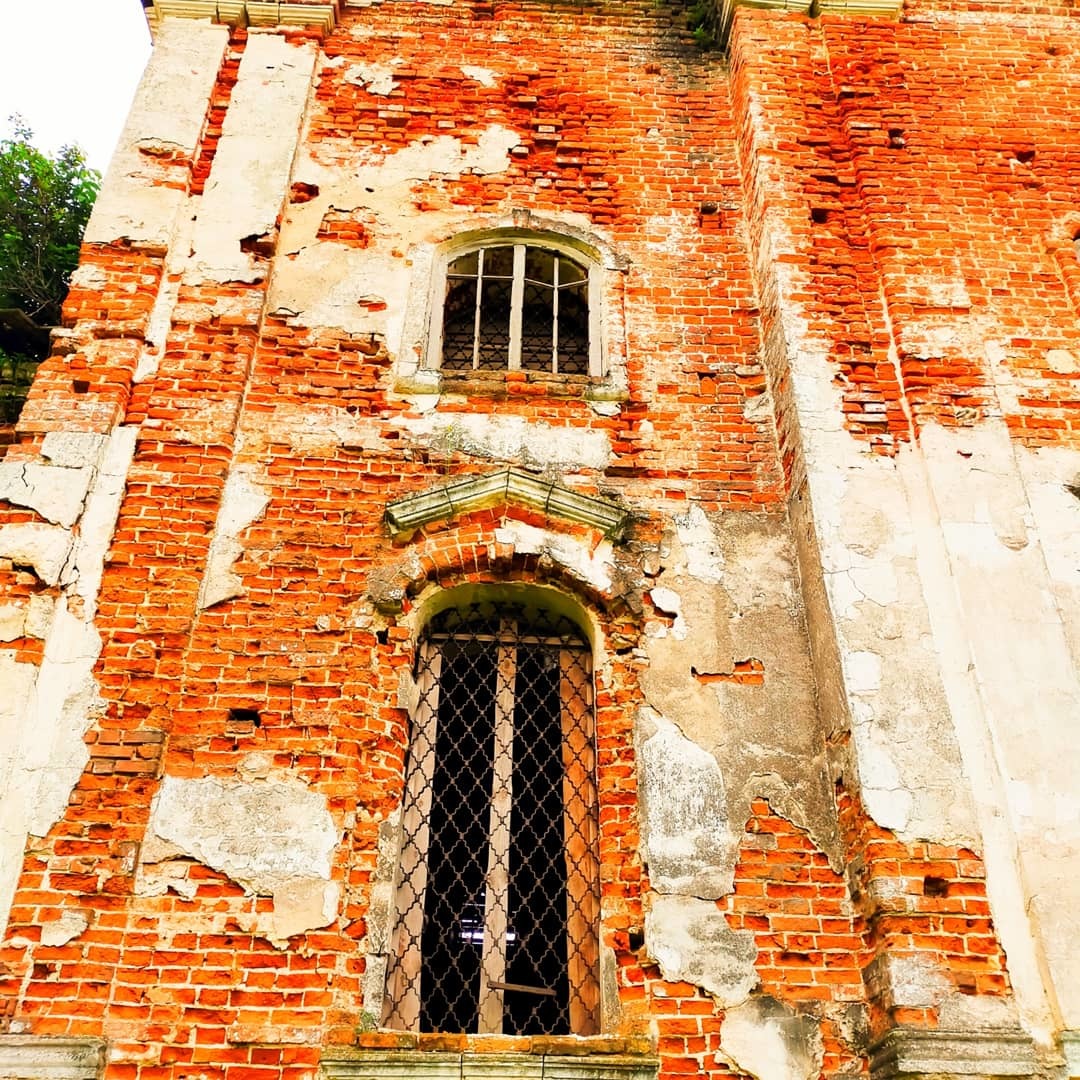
[147,773,339,895]
[491,522,614,595]
[0,605,25,642]
[850,717,913,832]
[1047,349,1079,375]
[645,894,757,1005]
[0,523,73,586]
[41,432,107,469]
[188,35,318,283]
[400,412,611,471]
[461,65,497,87]
[637,710,735,899]
[344,62,398,95]
[845,651,882,694]
[0,462,94,528]
[199,469,271,610]
[40,910,89,947]
[270,878,342,944]
[354,126,520,190]
[673,505,724,584]
[719,997,823,1080]
[85,19,228,247]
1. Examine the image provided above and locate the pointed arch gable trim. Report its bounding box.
[384,469,631,542]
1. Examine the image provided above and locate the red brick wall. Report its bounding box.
[0,0,1041,1076]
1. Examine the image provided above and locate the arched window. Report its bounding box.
[384,599,600,1036]
[433,240,601,377]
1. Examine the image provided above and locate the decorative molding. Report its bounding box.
[717,0,902,48]
[0,1037,106,1080]
[1061,1031,1080,1079]
[813,0,904,16]
[383,469,632,542]
[148,0,338,31]
[321,1050,659,1080]
[716,0,813,49]
[869,1028,1037,1080]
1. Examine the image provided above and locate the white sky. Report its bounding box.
[0,0,152,172]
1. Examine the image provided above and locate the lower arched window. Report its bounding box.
[385,600,600,1036]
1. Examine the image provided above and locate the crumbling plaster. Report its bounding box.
[644,895,758,1006]
[271,127,522,344]
[85,18,228,248]
[0,430,136,934]
[779,345,1063,1039]
[189,34,319,284]
[718,995,825,1080]
[198,465,271,610]
[913,422,1080,1032]
[140,769,342,946]
[636,505,840,906]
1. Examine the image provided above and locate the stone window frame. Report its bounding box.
[394,216,629,405]
[364,583,636,1043]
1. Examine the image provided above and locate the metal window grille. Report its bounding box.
[384,602,600,1036]
[441,245,591,376]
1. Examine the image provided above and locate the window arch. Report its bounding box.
[384,598,600,1036]
[427,234,605,378]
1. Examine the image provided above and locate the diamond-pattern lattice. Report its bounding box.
[385,603,599,1037]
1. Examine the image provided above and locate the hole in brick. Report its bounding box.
[923,875,949,897]
[628,929,645,951]
[888,128,906,148]
[226,707,261,734]
[240,233,275,258]
[72,379,90,394]
[290,181,320,203]
[376,629,389,646]
[810,207,829,224]
[1015,149,1036,164]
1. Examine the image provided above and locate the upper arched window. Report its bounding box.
[431,240,603,377]
[384,598,600,1036]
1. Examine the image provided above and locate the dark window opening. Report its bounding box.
[440,245,592,376]
[385,601,600,1036]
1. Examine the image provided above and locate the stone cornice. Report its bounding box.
[384,469,632,543]
[322,1050,659,1080]
[869,1028,1038,1080]
[146,0,339,32]
[717,0,902,48]
[0,1037,106,1080]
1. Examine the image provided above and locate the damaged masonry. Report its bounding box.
[2,1,1080,1080]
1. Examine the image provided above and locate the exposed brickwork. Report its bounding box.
[0,0,1040,1075]
[731,9,1080,455]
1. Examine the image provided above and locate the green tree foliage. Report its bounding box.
[0,120,100,421]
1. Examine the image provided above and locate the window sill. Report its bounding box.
[323,1039,658,1080]
[393,369,627,405]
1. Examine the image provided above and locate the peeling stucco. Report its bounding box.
[644,895,757,1006]
[199,467,271,609]
[85,18,228,248]
[188,34,318,284]
[719,996,824,1080]
[638,505,842,895]
[398,413,612,472]
[143,773,342,946]
[0,429,136,933]
[636,708,735,899]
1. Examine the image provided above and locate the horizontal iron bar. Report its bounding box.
[487,980,556,997]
